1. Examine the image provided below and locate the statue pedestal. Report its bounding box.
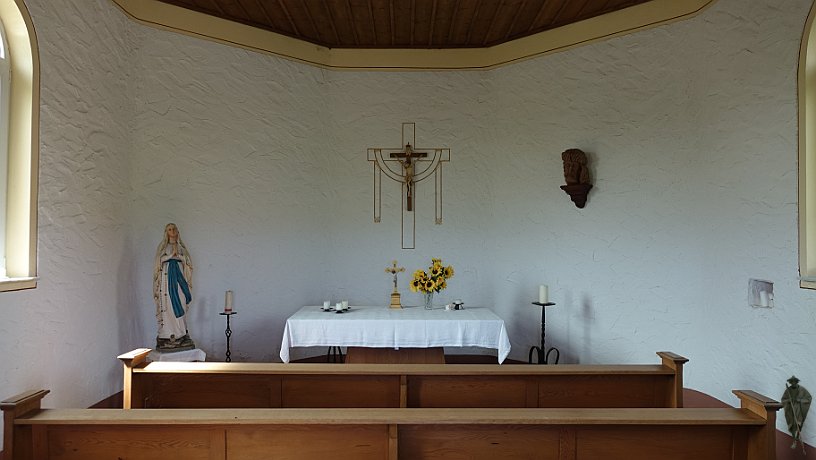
[148,348,206,362]
[390,292,402,309]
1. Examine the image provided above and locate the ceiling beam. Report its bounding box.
[527,0,548,33]
[410,0,415,46]
[504,0,526,41]
[389,0,395,45]
[277,0,300,37]
[322,1,341,46]
[368,0,378,46]
[252,0,274,27]
[205,0,227,15]
[465,0,483,46]
[300,0,323,44]
[446,0,459,44]
[345,0,359,46]
[233,0,251,19]
[573,0,593,21]
[549,1,571,27]
[482,0,503,46]
[428,0,437,46]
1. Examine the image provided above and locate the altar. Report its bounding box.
[280,305,511,364]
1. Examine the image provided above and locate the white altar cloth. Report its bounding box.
[280,305,511,364]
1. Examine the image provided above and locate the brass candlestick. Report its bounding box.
[385,260,406,309]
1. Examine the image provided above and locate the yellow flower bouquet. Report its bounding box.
[410,258,454,309]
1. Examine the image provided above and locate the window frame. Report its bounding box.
[0,20,9,277]
[0,0,38,292]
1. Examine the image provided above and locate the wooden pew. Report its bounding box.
[119,349,688,409]
[2,388,780,460]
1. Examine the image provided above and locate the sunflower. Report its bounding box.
[424,278,436,292]
[412,258,454,294]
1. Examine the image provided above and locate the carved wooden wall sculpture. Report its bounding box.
[560,148,593,208]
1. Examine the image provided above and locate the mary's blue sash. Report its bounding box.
[167,259,191,318]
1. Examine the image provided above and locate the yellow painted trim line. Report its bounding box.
[111,0,717,71]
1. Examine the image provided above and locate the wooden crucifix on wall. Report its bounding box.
[368,123,450,249]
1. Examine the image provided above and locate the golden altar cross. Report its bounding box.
[367,123,451,249]
[385,260,405,309]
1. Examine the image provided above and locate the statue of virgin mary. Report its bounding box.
[153,223,195,351]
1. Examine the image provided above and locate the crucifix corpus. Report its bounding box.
[367,123,451,249]
[385,260,406,309]
[393,143,424,212]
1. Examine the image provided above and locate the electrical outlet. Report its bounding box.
[749,279,774,308]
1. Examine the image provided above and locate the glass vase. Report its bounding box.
[423,291,434,310]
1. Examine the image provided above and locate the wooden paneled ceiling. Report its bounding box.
[156,0,656,49]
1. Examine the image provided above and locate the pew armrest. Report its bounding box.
[118,348,151,368]
[657,351,688,407]
[119,349,152,409]
[656,351,689,366]
[733,390,782,460]
[2,389,49,458]
[1,389,50,415]
[733,390,782,419]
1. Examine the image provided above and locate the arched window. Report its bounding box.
[0,0,38,291]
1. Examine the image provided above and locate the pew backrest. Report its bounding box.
[118,349,688,409]
[2,388,780,460]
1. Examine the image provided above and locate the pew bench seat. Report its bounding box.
[15,407,766,426]
[2,389,781,460]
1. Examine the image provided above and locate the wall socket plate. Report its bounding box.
[749,279,774,308]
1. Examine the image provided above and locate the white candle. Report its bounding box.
[323,301,331,309]
[225,290,233,312]
[539,285,548,303]
[342,300,349,310]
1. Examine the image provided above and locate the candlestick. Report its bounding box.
[529,301,559,364]
[219,311,237,362]
[538,285,548,304]
[225,290,233,312]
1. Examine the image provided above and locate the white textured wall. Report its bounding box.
[2,0,816,448]
[128,28,332,361]
[488,0,815,418]
[0,0,135,448]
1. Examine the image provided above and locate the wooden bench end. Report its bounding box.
[656,351,689,364]
[733,390,782,412]
[0,389,49,411]
[118,348,152,367]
